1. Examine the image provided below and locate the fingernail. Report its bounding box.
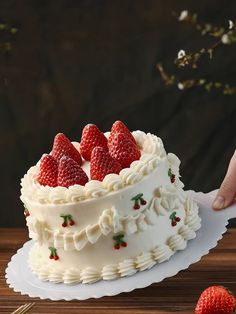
[212,196,225,210]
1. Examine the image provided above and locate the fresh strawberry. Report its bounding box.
[57,156,88,187]
[109,132,141,168]
[80,124,108,161]
[195,286,236,314]
[108,120,136,147]
[37,154,58,187]
[51,133,82,165]
[90,146,122,181]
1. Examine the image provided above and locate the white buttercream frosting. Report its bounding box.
[26,183,190,251]
[168,234,187,251]
[118,259,137,277]
[136,252,156,271]
[63,268,81,284]
[85,181,107,198]
[103,174,123,191]
[24,130,201,285]
[101,265,119,281]
[80,267,100,284]
[152,244,174,263]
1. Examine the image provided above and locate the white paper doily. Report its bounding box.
[5,190,236,301]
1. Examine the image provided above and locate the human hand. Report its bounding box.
[212,150,236,210]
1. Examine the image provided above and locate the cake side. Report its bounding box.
[28,192,200,284]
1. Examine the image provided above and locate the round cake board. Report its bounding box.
[5,190,236,301]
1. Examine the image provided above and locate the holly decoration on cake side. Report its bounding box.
[131,193,147,210]
[49,247,59,260]
[60,214,75,227]
[113,234,127,250]
[169,211,181,227]
[168,168,176,183]
[23,205,30,217]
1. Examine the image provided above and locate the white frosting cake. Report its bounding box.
[20,130,201,284]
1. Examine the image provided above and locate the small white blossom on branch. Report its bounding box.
[177,83,184,90]
[179,10,188,21]
[229,20,234,30]
[157,11,236,95]
[221,34,229,44]
[178,49,186,59]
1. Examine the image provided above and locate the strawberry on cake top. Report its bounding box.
[37,120,142,188]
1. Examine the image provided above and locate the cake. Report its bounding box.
[20,121,201,284]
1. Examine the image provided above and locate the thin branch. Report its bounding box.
[173,12,236,68]
[157,63,236,95]
[157,12,236,95]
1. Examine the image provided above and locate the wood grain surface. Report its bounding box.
[0,228,235,313]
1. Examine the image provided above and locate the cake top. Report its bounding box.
[20,121,181,204]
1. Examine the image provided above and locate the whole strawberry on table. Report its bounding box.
[195,286,236,314]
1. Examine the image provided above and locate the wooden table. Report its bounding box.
[0,228,235,314]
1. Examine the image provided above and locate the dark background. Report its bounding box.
[0,0,236,227]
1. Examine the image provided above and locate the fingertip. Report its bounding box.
[212,195,225,210]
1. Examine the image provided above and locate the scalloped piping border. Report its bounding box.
[26,187,193,251]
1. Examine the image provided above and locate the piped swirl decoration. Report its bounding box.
[20,131,168,205]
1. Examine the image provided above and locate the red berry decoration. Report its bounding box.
[49,247,59,261]
[131,193,147,210]
[170,212,181,227]
[51,133,82,165]
[113,234,127,250]
[108,120,136,148]
[195,286,236,314]
[171,174,176,183]
[109,132,141,168]
[37,154,58,187]
[69,220,75,226]
[24,206,30,217]
[90,146,122,181]
[114,243,120,250]
[168,168,176,184]
[80,124,108,161]
[61,214,75,227]
[57,156,88,187]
